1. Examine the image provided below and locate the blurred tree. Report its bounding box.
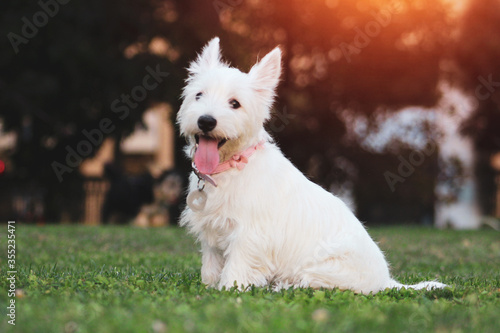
[3,0,484,224]
[218,0,450,162]
[454,0,500,215]
[0,0,223,221]
[217,0,452,222]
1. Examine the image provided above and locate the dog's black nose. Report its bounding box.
[197,115,217,132]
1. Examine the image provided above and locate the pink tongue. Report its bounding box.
[194,136,220,174]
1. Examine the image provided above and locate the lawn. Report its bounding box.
[0,225,499,333]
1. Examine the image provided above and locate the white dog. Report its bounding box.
[177,37,446,294]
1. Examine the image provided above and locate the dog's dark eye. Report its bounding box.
[196,92,203,101]
[230,99,241,109]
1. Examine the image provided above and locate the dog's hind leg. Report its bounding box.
[296,256,392,294]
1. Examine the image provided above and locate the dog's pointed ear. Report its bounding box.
[188,37,222,76]
[249,47,282,104]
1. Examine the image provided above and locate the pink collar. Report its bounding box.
[192,140,265,187]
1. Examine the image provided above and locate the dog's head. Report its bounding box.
[177,37,281,173]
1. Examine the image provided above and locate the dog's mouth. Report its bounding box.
[194,134,227,149]
[193,134,228,174]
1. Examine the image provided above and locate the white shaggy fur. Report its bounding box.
[177,37,446,294]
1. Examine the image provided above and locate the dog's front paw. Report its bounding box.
[218,265,268,291]
[200,244,224,287]
[201,265,222,287]
[201,272,219,287]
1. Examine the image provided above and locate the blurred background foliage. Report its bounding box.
[0,0,499,223]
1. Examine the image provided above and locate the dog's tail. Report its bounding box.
[386,279,448,291]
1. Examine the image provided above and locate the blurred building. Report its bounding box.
[79,103,176,225]
[339,83,500,228]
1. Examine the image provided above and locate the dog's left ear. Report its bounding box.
[188,37,222,76]
[249,47,282,105]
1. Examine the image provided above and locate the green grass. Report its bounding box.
[1,225,499,333]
